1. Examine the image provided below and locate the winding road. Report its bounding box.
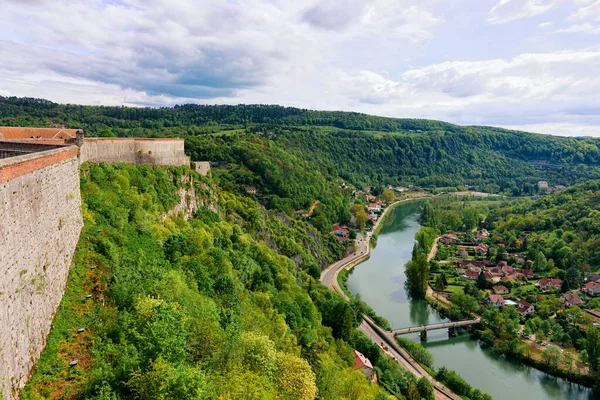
[320,200,460,400]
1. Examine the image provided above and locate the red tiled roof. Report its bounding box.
[539,278,562,287]
[353,349,373,370]
[562,292,584,305]
[585,281,600,289]
[332,224,349,232]
[516,300,533,314]
[465,271,479,279]
[489,294,504,303]
[0,126,78,140]
[492,285,508,293]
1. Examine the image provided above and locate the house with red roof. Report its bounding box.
[561,292,585,307]
[440,234,460,245]
[492,285,509,295]
[332,224,350,241]
[501,265,514,275]
[487,294,505,307]
[465,271,479,280]
[538,278,562,291]
[516,268,534,279]
[474,229,489,242]
[516,300,535,316]
[245,185,257,194]
[475,243,489,256]
[353,349,377,382]
[584,281,600,297]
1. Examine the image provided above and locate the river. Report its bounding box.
[346,201,594,400]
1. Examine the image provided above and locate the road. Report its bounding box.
[320,199,460,400]
[320,234,369,301]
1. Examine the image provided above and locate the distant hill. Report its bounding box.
[3,96,600,195]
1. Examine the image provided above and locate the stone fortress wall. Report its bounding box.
[79,137,189,166]
[0,127,190,399]
[0,145,83,399]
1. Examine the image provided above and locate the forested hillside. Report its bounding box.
[486,180,600,276]
[23,163,407,400]
[3,96,600,195]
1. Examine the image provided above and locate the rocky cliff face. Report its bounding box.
[161,173,218,221]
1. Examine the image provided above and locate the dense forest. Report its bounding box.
[486,180,600,277]
[3,96,600,194]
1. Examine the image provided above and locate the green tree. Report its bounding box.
[275,352,318,400]
[407,383,420,400]
[476,271,487,290]
[355,209,369,231]
[586,326,600,371]
[98,128,117,137]
[405,252,429,299]
[535,252,548,272]
[542,345,562,369]
[417,376,434,400]
[382,189,395,204]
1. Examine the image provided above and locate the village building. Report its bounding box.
[456,268,466,275]
[492,285,509,295]
[440,234,460,245]
[367,202,383,213]
[460,260,490,269]
[501,264,515,275]
[245,185,257,194]
[516,300,535,316]
[537,181,549,189]
[538,278,562,291]
[487,294,505,307]
[584,281,600,297]
[457,250,469,258]
[353,349,377,382]
[474,243,489,255]
[331,224,349,240]
[561,292,585,307]
[586,273,600,283]
[465,271,479,280]
[515,268,534,279]
[474,229,489,242]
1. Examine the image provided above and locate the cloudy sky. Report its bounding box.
[1,0,599,136]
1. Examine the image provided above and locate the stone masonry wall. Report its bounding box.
[80,138,189,166]
[0,147,83,399]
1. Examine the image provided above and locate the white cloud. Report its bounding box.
[488,0,561,24]
[500,122,600,137]
[569,0,600,20]
[557,22,600,33]
[537,21,553,28]
[329,50,600,131]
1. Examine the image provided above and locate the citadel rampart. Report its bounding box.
[0,128,191,399]
[0,144,83,399]
[80,137,189,165]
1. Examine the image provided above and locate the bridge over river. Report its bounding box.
[391,319,481,340]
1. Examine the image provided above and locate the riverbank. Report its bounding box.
[345,202,594,400]
[424,235,595,389]
[320,197,461,400]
